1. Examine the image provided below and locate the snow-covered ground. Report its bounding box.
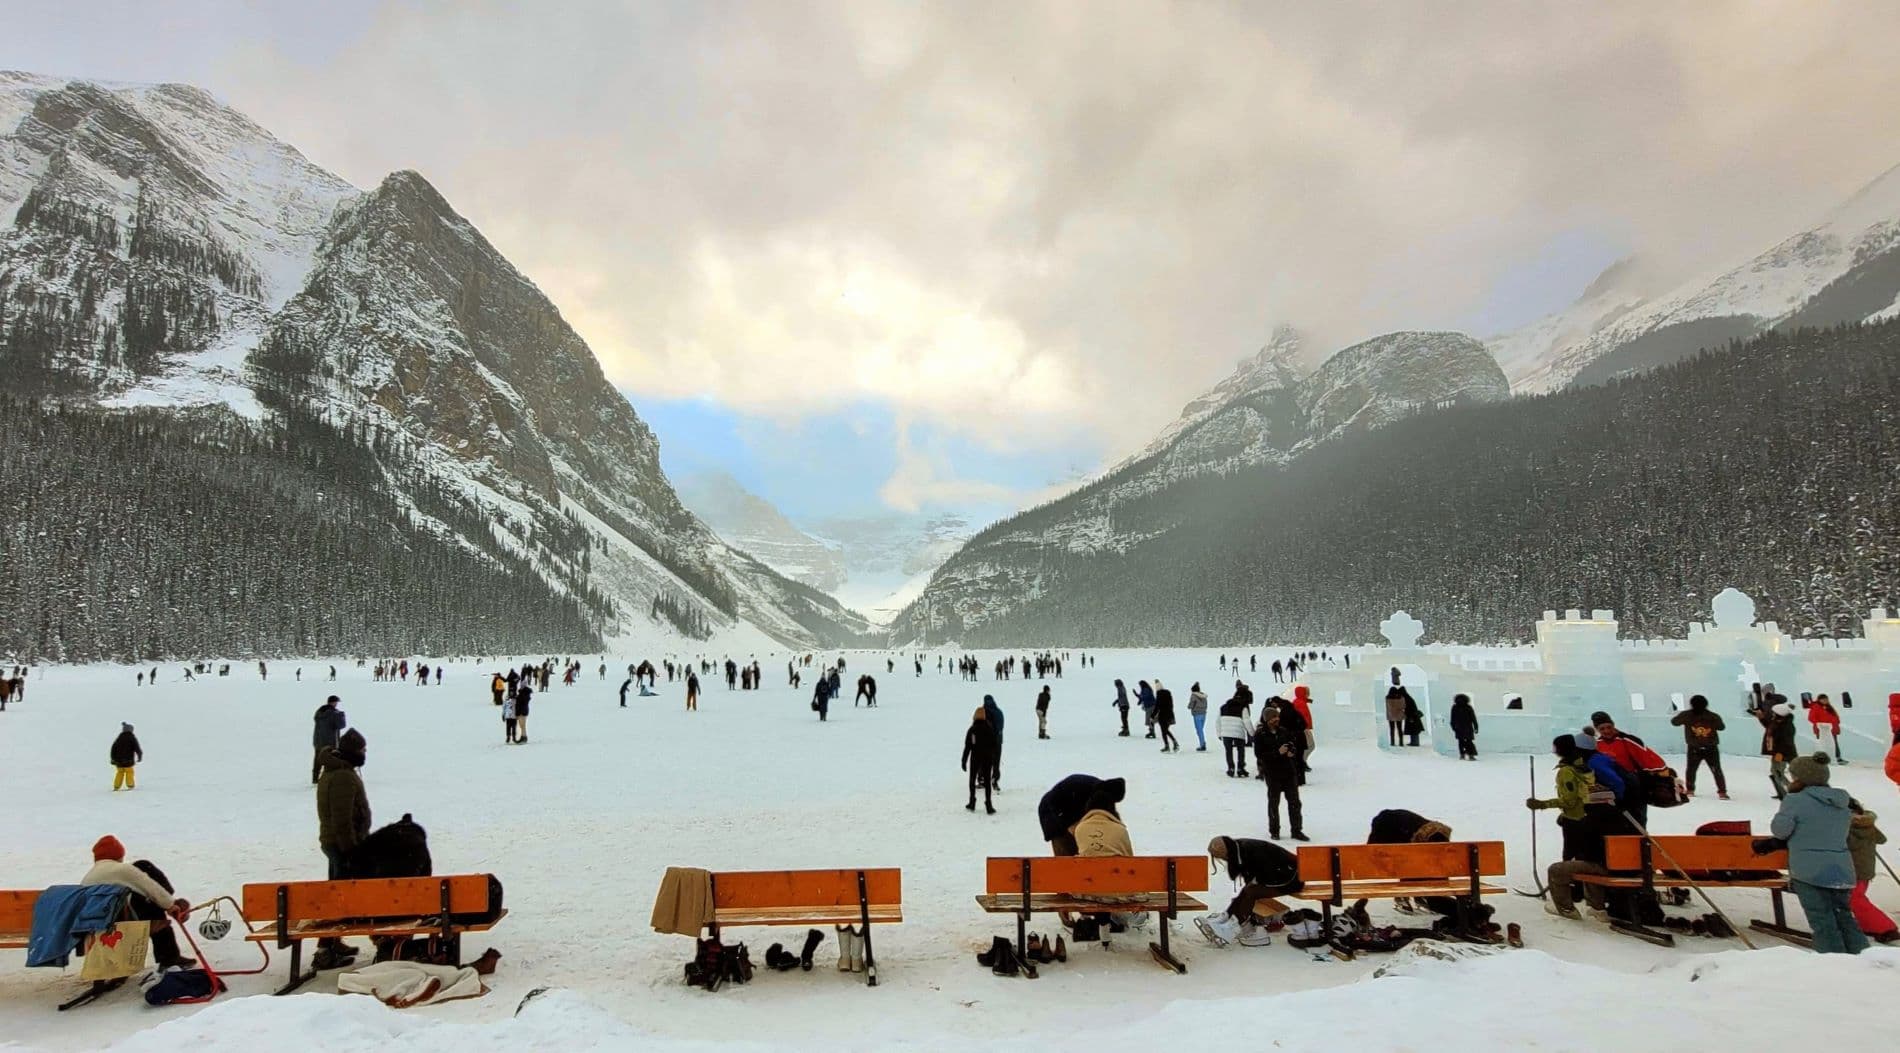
[3,652,1896,1052]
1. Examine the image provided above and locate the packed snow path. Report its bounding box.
[2,653,1895,1051]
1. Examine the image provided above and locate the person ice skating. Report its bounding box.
[982,694,1005,789]
[1760,698,1799,799]
[812,676,831,722]
[1197,835,1302,946]
[80,836,195,970]
[1809,694,1844,763]
[1289,684,1315,769]
[1528,733,1624,920]
[1253,706,1305,840]
[110,723,141,790]
[491,673,506,707]
[1136,680,1158,738]
[502,691,518,743]
[1761,754,1866,954]
[1036,685,1051,739]
[315,728,370,967]
[1271,659,1283,684]
[962,707,1000,814]
[312,695,347,786]
[514,684,532,743]
[685,670,699,712]
[1847,799,1898,943]
[1154,681,1180,753]
[1218,684,1253,778]
[1671,694,1728,798]
[1188,683,1209,751]
[619,677,631,708]
[1112,680,1131,737]
[1449,693,1478,759]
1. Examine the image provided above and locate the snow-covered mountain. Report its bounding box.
[1110,324,1307,474]
[676,470,849,594]
[1498,162,1900,392]
[890,330,1507,642]
[0,72,868,653]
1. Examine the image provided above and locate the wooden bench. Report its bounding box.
[976,856,1208,973]
[1572,835,1797,947]
[708,868,901,987]
[241,875,505,994]
[1289,841,1507,940]
[0,890,37,950]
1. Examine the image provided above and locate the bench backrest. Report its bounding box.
[1296,841,1506,883]
[983,856,1209,896]
[0,890,38,935]
[711,868,902,909]
[240,874,494,923]
[1602,836,1787,873]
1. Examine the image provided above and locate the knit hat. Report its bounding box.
[1573,732,1597,751]
[336,727,367,765]
[92,835,125,862]
[121,722,133,732]
[1789,752,1831,787]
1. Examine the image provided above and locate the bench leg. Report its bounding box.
[860,923,877,987]
[1016,912,1028,965]
[274,939,315,996]
[1607,919,1676,948]
[1149,910,1186,973]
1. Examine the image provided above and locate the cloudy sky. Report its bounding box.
[6,0,1899,524]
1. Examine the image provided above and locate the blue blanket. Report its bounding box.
[27,884,128,968]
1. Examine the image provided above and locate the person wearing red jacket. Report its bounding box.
[1808,694,1844,763]
[1886,694,1900,793]
[1289,684,1316,772]
[1590,712,1663,830]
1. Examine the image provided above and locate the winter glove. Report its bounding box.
[1525,798,1548,811]
[1751,837,1786,856]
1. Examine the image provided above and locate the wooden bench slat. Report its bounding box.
[712,869,901,912]
[1292,880,1507,900]
[982,856,1210,896]
[1295,842,1507,883]
[0,890,39,945]
[1601,836,1787,873]
[714,905,903,927]
[241,875,495,924]
[244,909,507,943]
[976,892,1209,914]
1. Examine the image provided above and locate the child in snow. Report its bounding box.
[110,723,141,790]
[502,692,518,744]
[1847,799,1898,943]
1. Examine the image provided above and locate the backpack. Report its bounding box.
[144,967,223,1005]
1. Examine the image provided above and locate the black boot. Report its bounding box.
[799,927,825,971]
[991,940,1019,976]
[976,935,1009,967]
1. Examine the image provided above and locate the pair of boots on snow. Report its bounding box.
[762,928,827,972]
[832,925,869,973]
[976,932,1066,976]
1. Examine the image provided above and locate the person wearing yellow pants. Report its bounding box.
[111,722,142,790]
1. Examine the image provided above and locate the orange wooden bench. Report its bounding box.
[708,868,902,987]
[1572,835,1796,947]
[1290,841,1507,939]
[976,856,1208,973]
[0,890,37,950]
[241,875,505,994]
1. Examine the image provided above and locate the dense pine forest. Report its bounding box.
[0,401,603,661]
[934,321,1900,646]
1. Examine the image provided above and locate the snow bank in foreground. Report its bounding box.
[89,947,1897,1053]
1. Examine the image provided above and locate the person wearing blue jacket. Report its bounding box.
[1764,753,1866,954]
[982,695,1005,790]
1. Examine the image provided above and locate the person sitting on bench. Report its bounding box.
[1071,782,1144,934]
[83,835,194,970]
[1528,734,1622,921]
[1354,809,1464,920]
[1197,835,1302,946]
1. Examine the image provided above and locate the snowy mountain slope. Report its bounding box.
[676,470,849,593]
[0,72,867,654]
[1500,161,1900,392]
[1109,324,1307,475]
[890,331,1507,641]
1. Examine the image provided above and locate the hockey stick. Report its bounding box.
[1514,755,1548,897]
[1620,810,1757,950]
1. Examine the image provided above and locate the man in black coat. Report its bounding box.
[1198,835,1303,944]
[961,708,1000,814]
[1037,774,1124,855]
[312,695,347,785]
[1254,708,1306,840]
